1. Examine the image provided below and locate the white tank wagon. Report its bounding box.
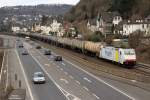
[84,41,105,56]
[56,37,66,47]
[71,39,85,51]
[62,38,73,47]
[99,46,136,66]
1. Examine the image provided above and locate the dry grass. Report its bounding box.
[136,44,150,64]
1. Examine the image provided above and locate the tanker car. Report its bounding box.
[23,33,136,67]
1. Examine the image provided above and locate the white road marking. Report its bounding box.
[75,80,80,85]
[52,63,56,66]
[62,63,66,66]
[4,53,9,91]
[44,64,50,67]
[56,66,60,68]
[5,51,9,91]
[60,78,69,84]
[69,75,74,79]
[83,77,92,83]
[63,58,136,100]
[60,68,63,71]
[15,50,34,100]
[92,93,100,100]
[64,72,68,75]
[131,80,137,82]
[27,48,68,99]
[83,86,89,91]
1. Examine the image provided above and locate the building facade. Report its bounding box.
[123,20,150,36]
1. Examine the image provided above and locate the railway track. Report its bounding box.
[136,64,150,75]
[32,39,150,84]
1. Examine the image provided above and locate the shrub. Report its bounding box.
[88,31,105,42]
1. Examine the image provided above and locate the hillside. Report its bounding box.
[65,0,150,22]
[0,4,72,21]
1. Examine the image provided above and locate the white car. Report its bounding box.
[33,72,46,84]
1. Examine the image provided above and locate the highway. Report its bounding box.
[1,35,150,100]
[16,41,67,100]
[23,38,133,100]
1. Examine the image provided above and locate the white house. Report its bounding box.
[87,12,122,34]
[21,28,28,32]
[113,16,122,26]
[31,24,41,32]
[123,20,150,36]
[51,19,62,33]
[12,26,20,32]
[40,26,51,35]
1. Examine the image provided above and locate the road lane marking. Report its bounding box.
[60,78,69,84]
[24,42,100,100]
[60,68,63,71]
[131,80,137,82]
[69,75,74,79]
[92,93,100,100]
[83,86,89,91]
[56,66,60,68]
[52,63,56,66]
[15,50,34,100]
[83,77,92,83]
[75,80,80,85]
[44,64,50,67]
[64,72,68,75]
[27,49,68,99]
[62,63,66,66]
[5,51,9,91]
[63,58,136,100]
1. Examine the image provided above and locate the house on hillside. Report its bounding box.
[87,12,122,35]
[87,19,98,32]
[12,26,20,32]
[122,19,150,36]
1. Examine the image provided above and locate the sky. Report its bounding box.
[0,0,80,7]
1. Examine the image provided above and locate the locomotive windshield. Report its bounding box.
[124,49,135,55]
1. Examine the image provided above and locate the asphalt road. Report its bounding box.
[16,42,67,100]
[23,40,134,100]
[2,35,150,100]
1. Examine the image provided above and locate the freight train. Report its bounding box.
[22,33,136,67]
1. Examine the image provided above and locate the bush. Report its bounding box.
[88,31,105,42]
[128,30,144,48]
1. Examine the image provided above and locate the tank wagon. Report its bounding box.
[27,33,136,67]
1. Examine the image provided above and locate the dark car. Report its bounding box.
[16,39,20,41]
[22,50,28,55]
[44,49,51,55]
[54,55,62,61]
[36,45,41,49]
[18,44,24,48]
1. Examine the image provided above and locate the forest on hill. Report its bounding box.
[65,0,150,22]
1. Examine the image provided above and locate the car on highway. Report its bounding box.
[44,49,51,55]
[36,45,41,49]
[54,55,62,61]
[22,50,28,55]
[33,72,46,84]
[16,39,20,41]
[18,44,24,48]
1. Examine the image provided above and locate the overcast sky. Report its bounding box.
[0,0,80,7]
